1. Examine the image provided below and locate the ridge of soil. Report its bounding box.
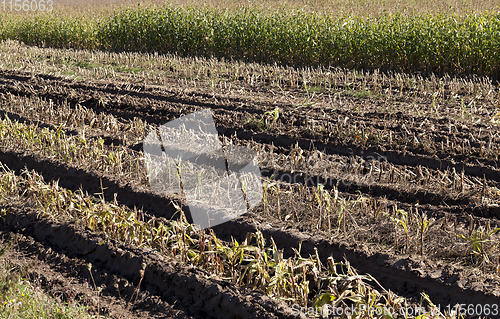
[0,205,303,319]
[1,69,500,182]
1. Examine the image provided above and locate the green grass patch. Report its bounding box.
[115,66,143,73]
[342,89,383,99]
[305,84,324,93]
[0,239,93,319]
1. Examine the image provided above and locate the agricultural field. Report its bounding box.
[0,0,500,318]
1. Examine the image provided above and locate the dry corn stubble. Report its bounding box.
[0,161,456,315]
[3,72,500,279]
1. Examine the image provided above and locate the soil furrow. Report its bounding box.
[0,231,192,318]
[0,205,302,319]
[213,214,500,315]
[222,126,500,182]
[2,69,497,171]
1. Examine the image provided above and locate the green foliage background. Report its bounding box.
[1,5,499,78]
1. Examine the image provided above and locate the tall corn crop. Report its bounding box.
[0,14,97,49]
[1,5,499,78]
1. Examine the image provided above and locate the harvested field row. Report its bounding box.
[2,83,500,222]
[1,68,500,317]
[0,204,299,318]
[1,68,500,183]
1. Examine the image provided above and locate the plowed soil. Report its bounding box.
[1,61,500,318]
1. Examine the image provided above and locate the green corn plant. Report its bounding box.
[382,207,411,252]
[336,196,367,235]
[457,226,500,266]
[4,7,500,78]
[313,183,323,230]
[312,183,333,231]
[418,292,446,318]
[398,209,410,253]
[336,201,345,234]
[313,257,398,318]
[239,231,272,290]
[212,234,257,282]
[264,239,289,298]
[384,209,401,251]
[416,210,433,256]
[243,107,279,131]
[290,244,315,307]
[324,188,333,232]
[274,181,281,220]
[263,107,280,129]
[261,176,276,215]
[242,115,266,130]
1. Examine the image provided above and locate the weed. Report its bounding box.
[0,256,92,318]
[457,226,500,266]
[398,209,410,253]
[263,107,280,128]
[243,107,280,131]
[416,209,433,256]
